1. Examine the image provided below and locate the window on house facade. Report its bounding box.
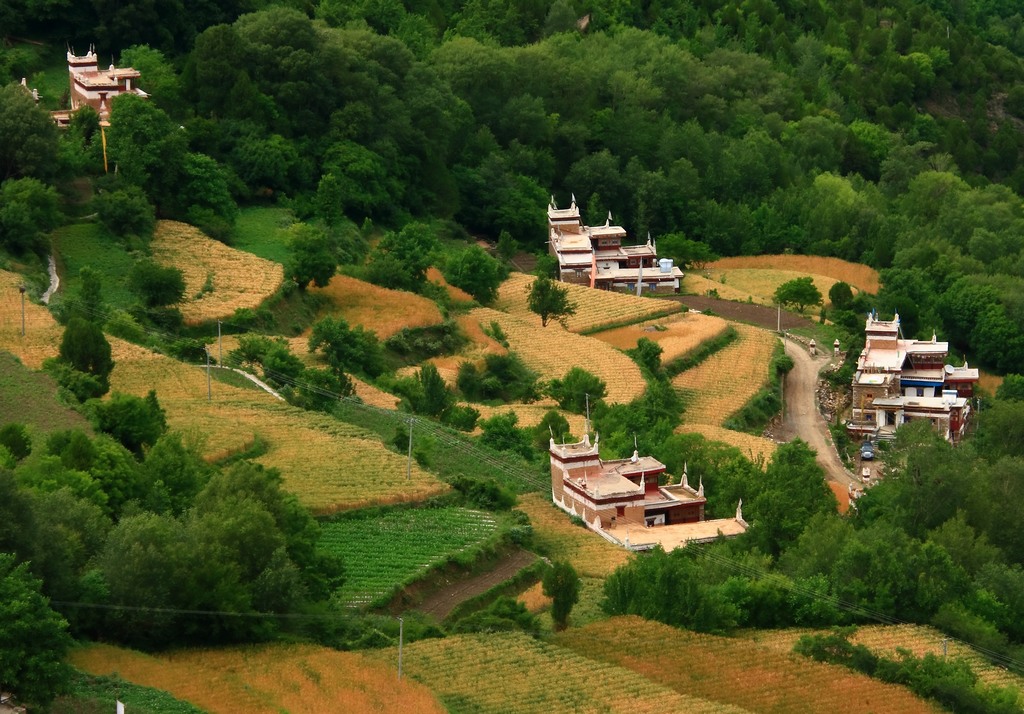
[916,388,924,397]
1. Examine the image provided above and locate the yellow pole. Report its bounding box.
[101,123,108,174]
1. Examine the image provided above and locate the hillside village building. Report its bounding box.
[847,312,979,443]
[548,196,685,293]
[51,46,147,126]
[550,434,747,551]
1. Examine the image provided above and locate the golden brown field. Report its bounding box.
[682,273,766,303]
[370,630,744,714]
[747,624,1024,697]
[470,307,646,404]
[495,273,681,333]
[309,274,443,339]
[151,221,284,325]
[72,642,445,714]
[590,312,730,363]
[978,369,1003,396]
[516,493,630,578]
[676,424,776,464]
[0,270,62,368]
[426,266,474,302]
[516,581,551,612]
[471,401,587,436]
[710,268,840,308]
[673,324,780,425]
[350,375,400,409]
[108,339,446,512]
[556,617,939,714]
[708,255,881,294]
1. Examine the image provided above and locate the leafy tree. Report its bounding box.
[308,315,385,378]
[828,281,854,310]
[58,317,114,395]
[67,266,105,323]
[657,233,716,269]
[0,423,31,461]
[478,412,534,459]
[0,553,72,708]
[89,390,167,456]
[543,560,581,630]
[94,185,155,239]
[442,245,506,304]
[995,374,1024,401]
[366,222,438,292]
[496,230,518,259]
[533,409,571,450]
[527,274,577,327]
[0,84,59,181]
[287,223,336,290]
[289,367,353,412]
[0,177,61,254]
[143,432,211,515]
[457,353,540,402]
[411,363,453,417]
[774,276,822,313]
[129,259,185,308]
[626,337,663,377]
[451,596,539,634]
[547,367,606,414]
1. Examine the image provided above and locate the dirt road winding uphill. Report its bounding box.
[781,339,858,489]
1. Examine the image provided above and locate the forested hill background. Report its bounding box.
[7,0,1024,368]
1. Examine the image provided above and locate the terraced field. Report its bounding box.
[72,642,445,714]
[705,268,840,308]
[470,307,645,404]
[591,311,730,363]
[371,631,746,714]
[673,324,780,426]
[676,424,777,465]
[556,617,939,714]
[0,269,63,368]
[310,274,443,339]
[748,625,1024,697]
[320,506,499,606]
[108,339,446,512]
[496,273,681,333]
[471,400,587,437]
[708,255,880,294]
[516,493,630,578]
[150,220,284,325]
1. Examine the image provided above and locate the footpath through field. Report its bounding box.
[416,549,537,621]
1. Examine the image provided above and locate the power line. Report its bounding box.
[40,293,1024,674]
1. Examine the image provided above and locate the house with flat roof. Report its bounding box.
[847,312,978,443]
[547,195,685,294]
[549,434,747,552]
[50,46,147,127]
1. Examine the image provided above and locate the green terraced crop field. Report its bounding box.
[320,506,500,606]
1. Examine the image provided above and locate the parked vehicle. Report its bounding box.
[860,440,875,460]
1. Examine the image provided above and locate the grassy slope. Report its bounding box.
[52,671,206,714]
[52,223,137,309]
[0,351,90,436]
[231,207,295,264]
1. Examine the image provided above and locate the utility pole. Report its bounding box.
[205,347,212,401]
[777,302,781,333]
[397,616,404,679]
[18,285,25,337]
[941,637,948,658]
[406,418,413,480]
[585,393,590,435]
[217,320,222,365]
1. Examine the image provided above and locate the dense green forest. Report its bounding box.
[7,0,1024,371]
[8,0,1024,709]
